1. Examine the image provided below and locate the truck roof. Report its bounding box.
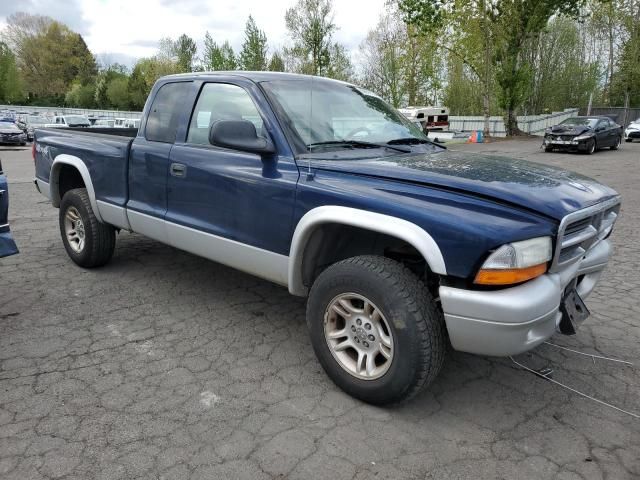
[161,71,352,85]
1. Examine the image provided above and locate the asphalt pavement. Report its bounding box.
[1,139,639,479]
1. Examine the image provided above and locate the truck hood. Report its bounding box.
[309,150,618,220]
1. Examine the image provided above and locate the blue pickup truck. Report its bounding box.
[33,72,621,404]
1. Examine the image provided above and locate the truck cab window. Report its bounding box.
[187,83,264,145]
[145,82,191,143]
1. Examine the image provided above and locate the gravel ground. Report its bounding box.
[0,138,638,479]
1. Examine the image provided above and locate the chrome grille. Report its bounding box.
[551,198,620,271]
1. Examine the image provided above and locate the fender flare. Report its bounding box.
[287,206,447,296]
[50,154,103,223]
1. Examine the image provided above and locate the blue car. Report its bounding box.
[0,158,19,258]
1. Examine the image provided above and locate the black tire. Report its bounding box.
[584,138,596,155]
[625,138,633,143]
[59,188,115,268]
[20,142,26,146]
[544,146,554,153]
[306,255,446,405]
[610,137,621,150]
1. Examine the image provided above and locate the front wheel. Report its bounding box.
[584,138,596,155]
[306,255,446,405]
[59,188,116,268]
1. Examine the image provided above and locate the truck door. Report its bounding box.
[165,80,298,277]
[127,81,192,243]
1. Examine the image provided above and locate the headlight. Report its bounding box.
[474,236,552,285]
[574,134,593,141]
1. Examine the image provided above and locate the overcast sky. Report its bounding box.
[0,0,387,68]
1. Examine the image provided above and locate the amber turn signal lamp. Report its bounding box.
[474,263,547,286]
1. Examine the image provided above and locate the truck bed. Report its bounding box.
[34,127,136,208]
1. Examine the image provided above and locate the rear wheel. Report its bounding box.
[59,188,115,268]
[610,136,621,150]
[306,255,446,405]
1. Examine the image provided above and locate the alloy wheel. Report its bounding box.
[324,293,394,380]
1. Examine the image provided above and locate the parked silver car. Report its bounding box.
[0,121,27,145]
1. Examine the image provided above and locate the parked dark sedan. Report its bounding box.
[543,116,623,154]
[0,121,27,146]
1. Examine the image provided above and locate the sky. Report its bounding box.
[0,0,388,69]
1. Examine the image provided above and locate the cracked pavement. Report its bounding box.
[1,139,639,479]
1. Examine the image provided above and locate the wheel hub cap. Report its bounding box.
[324,293,394,380]
[64,206,85,253]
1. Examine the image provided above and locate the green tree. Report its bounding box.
[106,77,131,110]
[64,81,96,107]
[325,43,353,81]
[3,13,96,102]
[611,16,640,108]
[399,0,588,135]
[239,16,268,70]
[174,34,197,72]
[128,56,180,110]
[522,17,600,114]
[399,0,495,134]
[284,0,336,75]
[268,51,285,72]
[202,32,237,70]
[0,42,23,103]
[359,14,406,107]
[94,64,129,108]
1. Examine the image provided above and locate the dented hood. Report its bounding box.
[308,150,619,220]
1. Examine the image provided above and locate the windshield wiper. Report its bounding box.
[307,139,410,153]
[387,137,438,146]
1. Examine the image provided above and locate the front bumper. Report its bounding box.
[543,136,591,151]
[625,130,639,140]
[439,239,611,356]
[0,135,27,144]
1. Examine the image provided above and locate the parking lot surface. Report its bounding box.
[1,139,639,479]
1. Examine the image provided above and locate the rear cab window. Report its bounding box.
[145,82,191,143]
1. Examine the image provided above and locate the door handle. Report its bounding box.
[170,163,186,178]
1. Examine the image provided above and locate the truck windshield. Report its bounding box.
[261,79,428,153]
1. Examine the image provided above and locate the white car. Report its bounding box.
[624,118,640,142]
[45,115,92,128]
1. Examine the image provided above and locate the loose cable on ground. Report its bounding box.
[509,356,640,419]
[543,341,634,366]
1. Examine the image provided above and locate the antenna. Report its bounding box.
[307,76,313,180]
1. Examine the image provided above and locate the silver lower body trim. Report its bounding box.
[96,201,131,230]
[439,239,611,357]
[165,221,288,286]
[127,209,289,287]
[35,178,51,200]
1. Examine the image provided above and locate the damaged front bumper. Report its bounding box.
[438,239,611,357]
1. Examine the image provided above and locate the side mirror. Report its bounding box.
[209,120,275,155]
